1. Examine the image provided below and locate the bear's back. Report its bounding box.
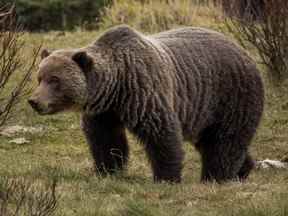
[150,27,263,138]
[151,27,252,76]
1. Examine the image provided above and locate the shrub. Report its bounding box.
[0,177,58,216]
[225,0,288,84]
[220,0,265,20]
[0,5,39,126]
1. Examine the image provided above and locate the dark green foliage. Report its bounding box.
[1,0,111,31]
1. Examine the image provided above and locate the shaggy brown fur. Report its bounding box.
[29,25,264,183]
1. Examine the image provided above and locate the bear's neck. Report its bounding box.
[85,66,119,115]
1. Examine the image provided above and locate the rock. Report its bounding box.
[256,159,288,169]
[9,137,30,145]
[0,125,44,137]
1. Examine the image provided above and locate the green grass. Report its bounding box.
[1,1,288,215]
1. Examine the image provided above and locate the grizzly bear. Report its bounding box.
[28,25,264,183]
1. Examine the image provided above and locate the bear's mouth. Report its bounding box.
[33,106,58,115]
[31,102,65,115]
[29,96,78,115]
[37,108,58,115]
[44,103,67,115]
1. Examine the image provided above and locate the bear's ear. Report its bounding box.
[72,51,93,73]
[40,49,51,59]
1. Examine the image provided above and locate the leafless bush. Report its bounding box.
[225,0,288,84]
[220,0,265,20]
[0,5,40,126]
[0,177,58,216]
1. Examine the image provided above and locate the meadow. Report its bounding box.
[1,1,288,215]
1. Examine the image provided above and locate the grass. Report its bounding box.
[100,0,223,33]
[1,1,288,215]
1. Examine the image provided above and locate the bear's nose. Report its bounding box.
[28,99,39,110]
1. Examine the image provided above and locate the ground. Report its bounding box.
[1,11,288,216]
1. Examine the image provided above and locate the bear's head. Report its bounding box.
[28,49,92,115]
[29,25,150,115]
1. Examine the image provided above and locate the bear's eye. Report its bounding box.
[48,76,60,84]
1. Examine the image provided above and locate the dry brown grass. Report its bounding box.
[100,0,223,33]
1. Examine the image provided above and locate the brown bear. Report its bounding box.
[28,25,264,183]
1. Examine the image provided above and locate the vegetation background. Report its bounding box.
[0,0,288,215]
[2,0,110,31]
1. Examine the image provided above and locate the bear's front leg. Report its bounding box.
[81,112,129,175]
[134,115,184,183]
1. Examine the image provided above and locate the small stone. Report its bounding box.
[0,125,24,137]
[256,159,288,169]
[9,137,30,144]
[0,125,44,137]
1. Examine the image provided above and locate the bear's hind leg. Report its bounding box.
[81,112,129,175]
[196,124,251,183]
[237,153,255,180]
